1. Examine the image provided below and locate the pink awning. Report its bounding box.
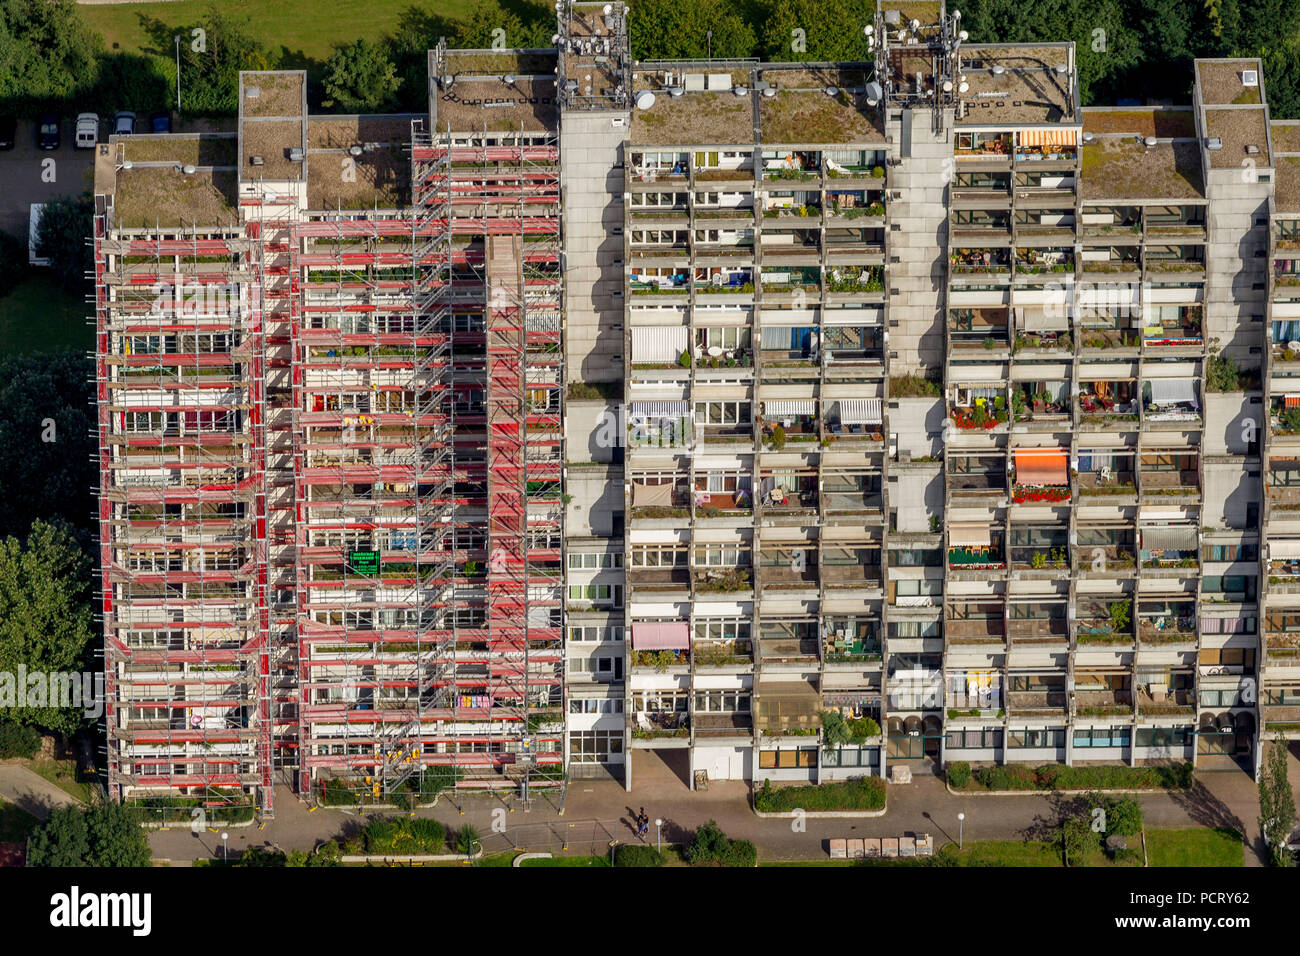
[631,622,690,650]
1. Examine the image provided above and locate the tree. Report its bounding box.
[0,231,26,297]
[1258,740,1297,866]
[758,0,871,62]
[34,193,93,294]
[0,0,102,112]
[454,0,553,50]
[143,4,269,115]
[0,351,97,542]
[628,0,759,60]
[0,520,95,734]
[28,803,151,867]
[323,39,402,113]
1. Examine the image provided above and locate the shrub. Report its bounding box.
[754,776,886,812]
[974,764,1038,790]
[722,839,757,867]
[686,819,756,866]
[615,843,664,867]
[947,761,971,788]
[678,349,692,368]
[362,816,446,855]
[770,424,786,450]
[0,720,40,759]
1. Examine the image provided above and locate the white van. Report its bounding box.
[75,113,99,149]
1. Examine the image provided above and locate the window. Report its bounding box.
[1135,727,1192,748]
[569,731,624,762]
[758,747,817,769]
[567,625,624,643]
[821,747,879,768]
[946,728,1003,749]
[567,552,623,569]
[694,400,752,426]
[569,698,624,714]
[1008,728,1065,749]
[566,584,624,607]
[1073,727,1131,748]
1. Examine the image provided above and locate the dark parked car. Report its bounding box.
[113,111,137,136]
[0,116,15,150]
[37,113,60,150]
[150,112,171,134]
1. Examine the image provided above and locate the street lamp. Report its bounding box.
[609,840,617,867]
[655,818,663,855]
[174,35,182,113]
[220,831,229,862]
[957,812,965,849]
[706,30,712,61]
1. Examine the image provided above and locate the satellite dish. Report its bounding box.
[121,160,133,170]
[604,3,612,12]
[1144,136,1157,148]
[865,81,883,101]
[734,85,749,96]
[864,24,874,35]
[349,145,363,157]
[634,90,656,110]
[504,74,516,84]
[762,87,776,98]
[182,164,197,175]
[953,9,962,19]
[825,86,839,96]
[867,36,876,49]
[1082,131,1095,143]
[959,30,968,41]
[552,34,560,44]
[1055,64,1068,74]
[958,82,969,93]
[669,87,684,97]
[942,80,953,93]
[910,18,920,30]
[991,64,1005,75]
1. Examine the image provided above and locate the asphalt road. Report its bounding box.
[0,116,96,240]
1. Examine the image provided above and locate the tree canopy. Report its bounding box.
[0,520,95,734]
[323,39,401,113]
[27,803,152,867]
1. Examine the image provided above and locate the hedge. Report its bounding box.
[946,761,971,788]
[615,844,665,867]
[0,720,40,759]
[755,776,886,812]
[972,762,1193,792]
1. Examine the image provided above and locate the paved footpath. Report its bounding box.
[149,750,1297,866]
[0,767,82,821]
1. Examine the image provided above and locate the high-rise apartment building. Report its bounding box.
[94,1,1290,816]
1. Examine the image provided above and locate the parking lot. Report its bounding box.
[0,116,96,239]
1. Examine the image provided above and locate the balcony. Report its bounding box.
[1076,469,1137,499]
[1139,617,1196,646]
[950,248,1012,275]
[947,546,1006,571]
[944,619,1005,646]
[631,710,689,740]
[693,640,753,669]
[693,712,753,738]
[1074,690,1133,718]
[1137,685,1195,717]
[948,470,1007,496]
[1006,689,1067,717]
[1138,466,1200,499]
[631,648,690,672]
[1007,617,1069,643]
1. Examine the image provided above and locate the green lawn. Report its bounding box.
[25,757,95,805]
[1146,828,1244,867]
[83,0,477,62]
[0,274,91,356]
[0,800,40,843]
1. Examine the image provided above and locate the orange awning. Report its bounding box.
[1018,128,1078,148]
[1286,395,1300,409]
[1015,450,1068,485]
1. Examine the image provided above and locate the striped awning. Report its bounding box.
[950,522,992,547]
[1286,395,1300,409]
[1019,128,1078,148]
[837,398,882,425]
[1142,525,1197,551]
[631,622,690,650]
[1015,449,1068,486]
[1271,540,1300,560]
[631,326,688,363]
[629,401,689,419]
[1149,378,1197,405]
[765,400,815,416]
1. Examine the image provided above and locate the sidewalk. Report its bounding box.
[0,767,82,821]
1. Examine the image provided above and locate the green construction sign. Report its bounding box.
[349,550,381,576]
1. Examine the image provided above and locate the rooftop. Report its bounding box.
[1080,107,1196,138]
[1272,121,1300,154]
[1276,156,1300,214]
[241,72,305,118]
[1202,107,1271,168]
[956,45,1076,126]
[100,136,240,228]
[432,74,558,133]
[1195,59,1264,107]
[306,116,413,210]
[631,90,753,146]
[241,119,306,180]
[1081,135,1203,202]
